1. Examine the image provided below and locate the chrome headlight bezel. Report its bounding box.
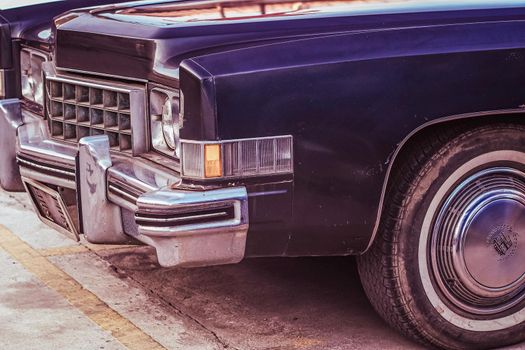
[149,87,181,158]
[20,47,49,107]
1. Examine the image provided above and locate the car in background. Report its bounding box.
[2,0,525,349]
[0,0,134,101]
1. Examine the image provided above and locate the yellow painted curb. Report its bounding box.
[0,225,165,350]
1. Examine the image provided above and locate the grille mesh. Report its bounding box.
[45,78,133,153]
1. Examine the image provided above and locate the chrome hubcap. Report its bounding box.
[431,167,525,316]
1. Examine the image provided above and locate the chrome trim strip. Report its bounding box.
[108,184,140,203]
[140,217,244,238]
[56,67,149,83]
[19,167,75,189]
[107,184,140,212]
[180,134,293,144]
[136,211,230,224]
[16,156,76,178]
[18,142,77,169]
[248,189,288,197]
[46,75,133,94]
[137,187,246,210]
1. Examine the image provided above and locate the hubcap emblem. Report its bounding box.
[487,224,518,261]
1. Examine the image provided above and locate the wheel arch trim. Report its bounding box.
[363,107,525,253]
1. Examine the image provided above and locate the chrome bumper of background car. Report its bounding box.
[0,69,17,100]
[0,99,24,191]
[0,69,5,98]
[0,100,249,267]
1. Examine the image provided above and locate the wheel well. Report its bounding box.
[364,111,525,252]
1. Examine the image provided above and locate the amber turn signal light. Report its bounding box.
[204,144,222,178]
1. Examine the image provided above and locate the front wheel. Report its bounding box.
[358,124,525,349]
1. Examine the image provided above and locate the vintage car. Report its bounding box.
[1,0,525,348]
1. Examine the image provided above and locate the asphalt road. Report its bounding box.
[0,189,522,350]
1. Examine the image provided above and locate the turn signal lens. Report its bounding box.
[181,135,293,180]
[204,144,222,178]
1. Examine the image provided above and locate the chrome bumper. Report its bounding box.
[0,99,249,267]
[0,99,24,191]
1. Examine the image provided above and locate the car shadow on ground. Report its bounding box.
[99,246,421,350]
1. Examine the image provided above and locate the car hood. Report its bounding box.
[54,0,525,85]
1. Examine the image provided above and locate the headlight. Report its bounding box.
[150,87,181,158]
[181,135,294,179]
[20,47,48,106]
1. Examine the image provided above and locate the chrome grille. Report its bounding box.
[45,77,136,153]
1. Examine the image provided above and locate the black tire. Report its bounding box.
[358,123,525,349]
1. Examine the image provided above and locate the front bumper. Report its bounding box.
[0,99,249,267]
